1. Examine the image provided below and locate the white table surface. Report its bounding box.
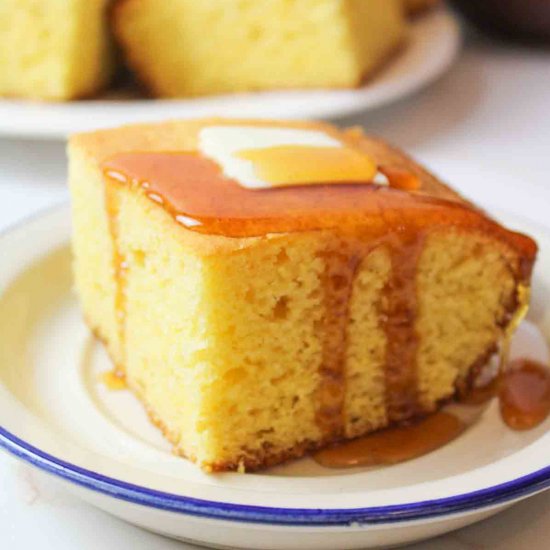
[1,27,549,550]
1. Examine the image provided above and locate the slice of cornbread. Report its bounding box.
[112,0,406,97]
[0,0,114,100]
[68,118,536,472]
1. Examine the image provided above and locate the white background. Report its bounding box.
[1,27,549,549]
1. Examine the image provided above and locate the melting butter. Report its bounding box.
[237,145,377,187]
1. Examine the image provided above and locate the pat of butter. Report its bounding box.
[198,126,378,189]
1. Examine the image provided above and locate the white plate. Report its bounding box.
[0,10,460,140]
[0,205,549,550]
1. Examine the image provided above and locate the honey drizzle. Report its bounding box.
[101,151,537,251]
[104,181,127,369]
[382,232,425,421]
[315,244,362,438]
[101,370,128,391]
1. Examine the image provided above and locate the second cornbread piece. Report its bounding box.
[68,119,536,472]
[113,0,406,97]
[0,0,115,100]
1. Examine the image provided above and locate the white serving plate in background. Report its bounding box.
[0,205,549,550]
[0,10,460,140]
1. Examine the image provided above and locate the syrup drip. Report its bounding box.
[382,233,425,421]
[314,411,466,468]
[379,166,421,191]
[315,246,362,437]
[101,370,127,391]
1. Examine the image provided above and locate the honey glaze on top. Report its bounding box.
[102,150,536,242]
[101,136,536,448]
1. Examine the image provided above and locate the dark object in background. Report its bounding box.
[450,0,550,44]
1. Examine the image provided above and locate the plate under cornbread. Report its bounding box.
[67,118,537,472]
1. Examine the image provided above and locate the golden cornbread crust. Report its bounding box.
[69,118,537,472]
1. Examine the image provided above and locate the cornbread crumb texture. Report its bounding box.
[113,0,406,97]
[0,0,114,100]
[416,233,517,409]
[69,119,533,471]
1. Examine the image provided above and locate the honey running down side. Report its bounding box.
[314,244,361,439]
[101,150,537,444]
[314,281,548,469]
[101,370,128,391]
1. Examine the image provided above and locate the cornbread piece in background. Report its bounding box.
[113,0,406,97]
[403,0,440,16]
[68,119,536,472]
[0,0,115,100]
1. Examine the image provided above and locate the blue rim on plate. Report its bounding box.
[1,426,549,526]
